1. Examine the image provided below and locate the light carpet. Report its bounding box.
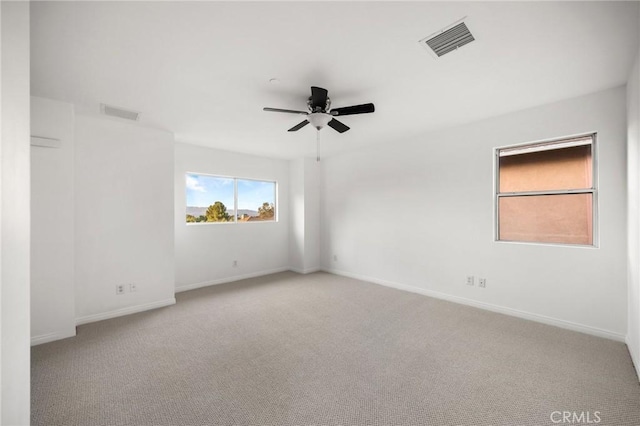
[32,271,640,425]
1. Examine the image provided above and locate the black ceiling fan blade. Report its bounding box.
[264,107,309,115]
[330,103,375,116]
[327,119,350,133]
[310,86,328,109]
[288,120,310,132]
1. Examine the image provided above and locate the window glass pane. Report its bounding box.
[185,174,234,223]
[498,194,593,245]
[499,145,592,193]
[237,179,276,222]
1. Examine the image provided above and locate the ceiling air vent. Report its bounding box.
[420,21,475,58]
[101,104,140,121]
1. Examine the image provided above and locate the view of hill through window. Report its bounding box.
[185,174,276,224]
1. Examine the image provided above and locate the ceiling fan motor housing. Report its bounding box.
[308,96,331,113]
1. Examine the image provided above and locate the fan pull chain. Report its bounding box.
[316,129,320,162]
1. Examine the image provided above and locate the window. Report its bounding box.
[495,134,596,246]
[185,173,276,224]
[237,179,276,222]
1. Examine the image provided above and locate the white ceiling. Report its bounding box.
[31,1,639,159]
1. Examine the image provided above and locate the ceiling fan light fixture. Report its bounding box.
[307,112,332,130]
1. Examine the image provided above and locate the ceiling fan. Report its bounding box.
[263,86,375,133]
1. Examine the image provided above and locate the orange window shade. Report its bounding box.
[499,145,592,193]
[498,194,593,245]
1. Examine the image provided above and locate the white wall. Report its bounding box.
[289,158,305,271]
[628,47,640,373]
[322,86,628,341]
[30,97,76,345]
[289,157,320,274]
[74,115,175,323]
[1,1,31,424]
[175,143,289,291]
[304,158,320,272]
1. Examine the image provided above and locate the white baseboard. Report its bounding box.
[76,298,176,326]
[289,267,321,275]
[31,327,77,346]
[175,267,290,293]
[324,267,625,342]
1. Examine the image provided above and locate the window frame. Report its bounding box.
[185,172,278,225]
[494,133,598,248]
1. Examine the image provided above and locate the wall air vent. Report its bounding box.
[30,135,61,149]
[420,20,475,58]
[100,104,140,121]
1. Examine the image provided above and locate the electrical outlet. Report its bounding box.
[129,283,137,292]
[233,260,238,267]
[466,276,474,286]
[333,255,338,261]
[116,284,125,295]
[479,278,486,288]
